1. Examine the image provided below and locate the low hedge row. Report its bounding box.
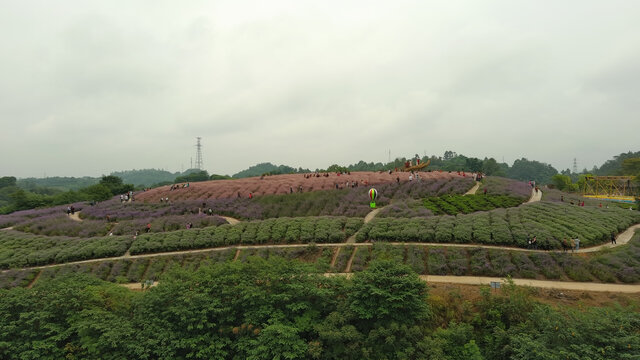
[129,216,363,255]
[357,202,640,249]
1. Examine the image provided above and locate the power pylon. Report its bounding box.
[195,137,203,170]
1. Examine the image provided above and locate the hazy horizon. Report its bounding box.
[2,1,639,178]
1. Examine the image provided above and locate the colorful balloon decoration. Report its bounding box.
[369,188,378,208]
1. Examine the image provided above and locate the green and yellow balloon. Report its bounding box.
[369,188,378,208]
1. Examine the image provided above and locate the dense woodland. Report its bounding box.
[1,258,638,359]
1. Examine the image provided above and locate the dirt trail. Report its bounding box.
[329,247,341,267]
[419,275,640,293]
[68,212,82,222]
[344,247,358,272]
[221,216,241,225]
[119,274,640,293]
[576,224,640,253]
[0,227,13,231]
[363,208,381,223]
[346,207,382,243]
[26,270,42,289]
[527,189,542,203]
[464,182,480,195]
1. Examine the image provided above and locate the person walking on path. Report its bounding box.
[570,238,575,253]
[146,223,151,233]
[562,238,568,252]
[574,237,580,251]
[531,236,537,250]
[611,232,616,244]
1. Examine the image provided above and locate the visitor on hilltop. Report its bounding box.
[70,206,75,215]
[562,238,568,252]
[531,236,538,250]
[208,208,213,216]
[611,232,616,244]
[67,206,71,216]
[396,176,400,183]
[249,192,253,199]
[570,238,575,253]
[290,186,293,194]
[574,236,580,251]
[146,223,151,233]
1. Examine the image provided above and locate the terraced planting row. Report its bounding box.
[358,202,640,249]
[0,230,132,269]
[4,230,639,289]
[13,213,227,237]
[421,194,525,215]
[129,216,363,254]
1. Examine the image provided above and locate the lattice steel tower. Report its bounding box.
[573,158,578,174]
[194,137,203,170]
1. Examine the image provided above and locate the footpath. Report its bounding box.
[120,274,640,293]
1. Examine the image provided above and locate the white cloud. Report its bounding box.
[0,1,639,177]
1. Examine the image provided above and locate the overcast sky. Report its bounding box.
[1,1,639,178]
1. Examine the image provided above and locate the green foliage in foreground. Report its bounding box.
[1,258,639,359]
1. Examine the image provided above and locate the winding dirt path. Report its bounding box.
[68,212,82,222]
[464,182,480,195]
[346,207,382,244]
[344,247,358,272]
[527,188,542,203]
[221,216,241,225]
[119,274,640,293]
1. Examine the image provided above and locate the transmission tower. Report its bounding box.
[573,158,578,174]
[194,137,203,170]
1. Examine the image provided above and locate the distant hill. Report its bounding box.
[17,176,99,192]
[595,151,640,176]
[111,169,199,187]
[232,163,309,179]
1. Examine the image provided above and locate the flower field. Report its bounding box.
[0,230,132,269]
[3,230,639,289]
[357,202,640,248]
[133,171,472,202]
[420,194,525,215]
[478,176,532,198]
[129,216,363,254]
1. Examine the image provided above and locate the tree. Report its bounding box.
[0,176,16,189]
[508,158,558,184]
[174,170,210,183]
[348,260,429,329]
[551,174,572,191]
[99,175,133,195]
[246,323,307,360]
[443,151,457,161]
[81,184,113,202]
[482,158,504,176]
[622,158,640,176]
